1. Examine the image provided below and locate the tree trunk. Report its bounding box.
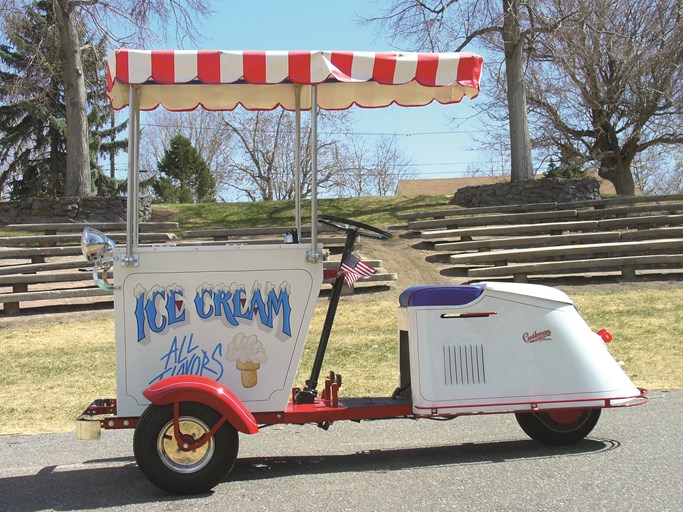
[599,161,636,196]
[54,0,91,197]
[503,0,533,182]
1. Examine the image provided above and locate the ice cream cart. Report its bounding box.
[78,49,647,494]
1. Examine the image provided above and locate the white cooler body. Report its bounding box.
[397,282,640,416]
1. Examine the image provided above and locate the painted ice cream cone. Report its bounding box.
[236,360,261,388]
[226,333,267,389]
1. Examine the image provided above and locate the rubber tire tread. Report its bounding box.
[515,408,601,446]
[133,402,238,494]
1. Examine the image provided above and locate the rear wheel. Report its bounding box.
[515,408,601,446]
[133,402,238,494]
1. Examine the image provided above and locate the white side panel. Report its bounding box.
[408,287,639,415]
[113,244,323,416]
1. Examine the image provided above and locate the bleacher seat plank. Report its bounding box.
[434,232,622,252]
[176,236,345,247]
[4,222,179,233]
[0,287,112,304]
[0,260,86,276]
[397,194,683,222]
[421,214,683,241]
[434,227,683,252]
[467,254,683,280]
[0,232,176,246]
[620,227,683,240]
[1,247,83,258]
[181,225,336,239]
[0,271,94,286]
[449,238,683,265]
[396,202,559,221]
[409,209,578,231]
[556,194,683,210]
[421,220,600,240]
[575,203,683,220]
[596,214,683,229]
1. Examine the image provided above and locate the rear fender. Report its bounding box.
[143,375,258,434]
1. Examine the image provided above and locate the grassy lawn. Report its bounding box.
[1,288,681,435]
[153,195,451,231]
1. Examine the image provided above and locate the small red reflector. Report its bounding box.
[597,329,613,343]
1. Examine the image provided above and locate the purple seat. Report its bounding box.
[399,284,484,307]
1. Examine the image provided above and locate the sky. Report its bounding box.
[133,1,500,187]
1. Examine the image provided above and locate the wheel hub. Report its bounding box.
[157,417,215,474]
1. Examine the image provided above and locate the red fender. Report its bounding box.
[143,375,259,435]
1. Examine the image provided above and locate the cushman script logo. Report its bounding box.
[523,329,552,343]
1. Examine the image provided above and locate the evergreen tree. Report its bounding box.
[153,135,216,203]
[0,1,64,198]
[0,0,126,199]
[543,158,587,180]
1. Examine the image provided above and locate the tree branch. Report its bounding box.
[454,25,502,51]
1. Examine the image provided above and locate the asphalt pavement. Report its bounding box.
[1,390,680,512]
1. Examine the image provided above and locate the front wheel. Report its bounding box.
[515,408,601,446]
[133,402,238,494]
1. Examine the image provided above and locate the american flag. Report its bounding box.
[340,253,375,288]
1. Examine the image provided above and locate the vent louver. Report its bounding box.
[443,344,486,385]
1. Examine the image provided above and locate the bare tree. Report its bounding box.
[527,0,683,195]
[0,0,212,197]
[466,131,511,177]
[631,145,683,196]
[335,136,374,198]
[220,110,344,202]
[146,108,413,201]
[365,1,544,182]
[372,135,413,195]
[335,134,414,197]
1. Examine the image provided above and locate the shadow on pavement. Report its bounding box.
[0,437,617,511]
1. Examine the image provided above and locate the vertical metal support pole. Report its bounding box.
[306,85,321,263]
[303,231,359,395]
[124,86,140,266]
[294,85,302,238]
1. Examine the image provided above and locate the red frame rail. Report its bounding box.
[79,387,648,432]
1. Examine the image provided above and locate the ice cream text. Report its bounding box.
[134,281,292,343]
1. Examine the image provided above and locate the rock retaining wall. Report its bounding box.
[450,178,601,207]
[0,197,152,225]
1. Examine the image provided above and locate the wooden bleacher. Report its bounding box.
[0,222,396,314]
[420,216,683,241]
[0,222,179,314]
[176,227,396,290]
[406,194,683,282]
[398,194,683,221]
[179,226,346,251]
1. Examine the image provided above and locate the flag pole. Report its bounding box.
[296,230,359,403]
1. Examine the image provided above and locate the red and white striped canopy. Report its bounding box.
[106,49,482,111]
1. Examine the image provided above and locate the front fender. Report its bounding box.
[143,375,259,435]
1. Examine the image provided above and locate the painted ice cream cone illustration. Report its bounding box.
[226,333,267,388]
[236,360,260,387]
